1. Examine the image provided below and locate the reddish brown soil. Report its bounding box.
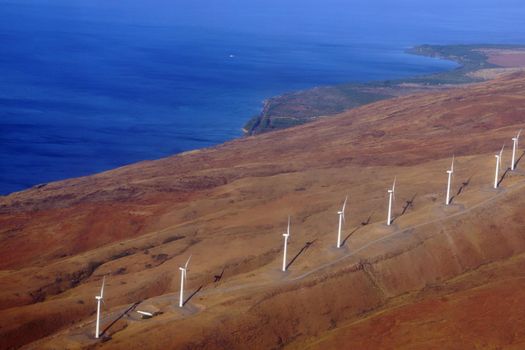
[1,73,525,349]
[482,49,525,67]
[298,252,525,350]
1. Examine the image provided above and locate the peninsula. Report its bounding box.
[244,44,525,135]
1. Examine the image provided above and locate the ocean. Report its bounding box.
[1,0,525,194]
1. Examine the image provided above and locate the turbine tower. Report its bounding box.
[336,196,348,248]
[386,177,396,226]
[179,255,191,308]
[445,156,454,205]
[511,129,522,171]
[95,276,105,339]
[494,145,504,189]
[282,216,290,272]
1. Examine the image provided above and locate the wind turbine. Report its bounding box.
[95,276,105,339]
[336,196,348,248]
[282,216,290,272]
[494,145,504,189]
[511,129,522,171]
[445,155,454,205]
[179,255,191,308]
[386,177,396,226]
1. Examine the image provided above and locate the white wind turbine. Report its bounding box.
[494,145,505,189]
[511,129,522,171]
[179,255,191,308]
[386,177,396,226]
[336,196,348,248]
[282,216,291,272]
[445,155,454,205]
[95,276,105,339]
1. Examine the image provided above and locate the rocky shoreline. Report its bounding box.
[243,44,525,135]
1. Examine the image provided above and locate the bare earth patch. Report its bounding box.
[478,48,525,68]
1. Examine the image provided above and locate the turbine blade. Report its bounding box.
[451,155,455,172]
[343,195,348,223]
[518,129,522,139]
[500,144,505,157]
[185,255,192,270]
[392,177,396,192]
[287,215,291,236]
[100,276,105,298]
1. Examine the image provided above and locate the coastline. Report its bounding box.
[243,44,525,136]
[3,44,525,197]
[3,70,525,348]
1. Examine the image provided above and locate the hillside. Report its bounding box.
[1,72,525,349]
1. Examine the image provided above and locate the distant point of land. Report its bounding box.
[244,44,525,135]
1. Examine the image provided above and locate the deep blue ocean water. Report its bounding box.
[1,0,525,195]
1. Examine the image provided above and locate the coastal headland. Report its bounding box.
[244,44,525,135]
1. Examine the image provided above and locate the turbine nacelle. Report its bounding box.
[95,276,106,339]
[494,145,505,188]
[283,216,291,239]
[335,197,348,248]
[179,255,191,308]
[445,155,454,206]
[180,255,191,274]
[512,131,522,171]
[496,148,503,166]
[97,276,106,300]
[282,216,291,271]
[388,178,396,198]
[386,177,396,226]
[496,153,502,169]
